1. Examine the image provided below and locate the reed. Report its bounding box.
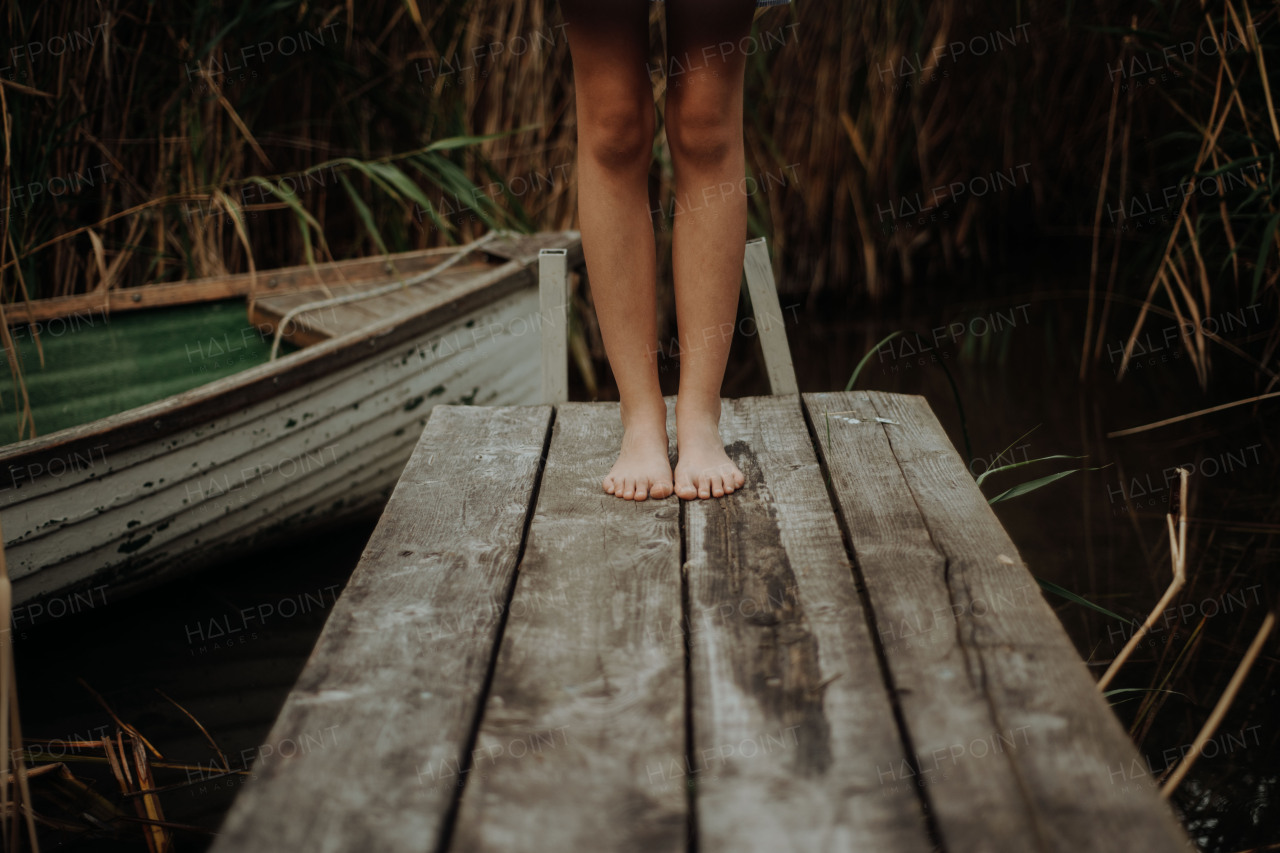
[0,524,40,852]
[2,1,1271,388]
[1098,1,1280,387]
[1,677,231,848]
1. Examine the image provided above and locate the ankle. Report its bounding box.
[619,396,668,430]
[675,395,722,424]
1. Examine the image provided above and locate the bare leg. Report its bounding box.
[561,0,672,501]
[665,0,755,499]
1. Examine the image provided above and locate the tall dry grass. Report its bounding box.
[0,0,1275,378]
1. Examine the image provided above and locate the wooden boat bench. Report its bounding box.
[208,389,1191,852]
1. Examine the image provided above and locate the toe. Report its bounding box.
[622,477,635,499]
[603,475,615,494]
[635,480,649,501]
[710,473,725,497]
[698,474,711,499]
[673,470,693,500]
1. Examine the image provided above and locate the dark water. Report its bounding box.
[770,295,1277,853]
[12,518,376,851]
[12,291,1277,851]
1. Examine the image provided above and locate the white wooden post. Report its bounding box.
[539,248,570,404]
[742,237,799,395]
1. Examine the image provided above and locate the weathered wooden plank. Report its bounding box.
[483,230,583,264]
[261,300,385,344]
[3,245,463,324]
[538,249,569,404]
[741,239,798,395]
[803,391,1039,851]
[244,229,584,348]
[683,395,934,852]
[248,264,495,346]
[449,401,686,853]
[208,404,552,853]
[805,390,1190,853]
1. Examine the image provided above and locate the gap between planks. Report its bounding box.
[435,405,558,851]
[802,390,1190,853]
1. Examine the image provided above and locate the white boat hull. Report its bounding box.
[1,243,572,613]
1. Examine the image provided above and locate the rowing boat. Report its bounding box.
[0,230,583,614]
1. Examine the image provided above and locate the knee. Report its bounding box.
[665,98,737,168]
[579,98,654,172]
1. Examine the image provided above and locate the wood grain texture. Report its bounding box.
[208,404,552,853]
[538,249,569,405]
[205,390,1188,853]
[249,264,497,346]
[449,401,687,853]
[39,228,582,333]
[804,390,1190,853]
[742,239,798,396]
[483,231,583,265]
[684,395,934,853]
[2,245,463,323]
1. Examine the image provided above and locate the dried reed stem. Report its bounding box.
[0,519,41,852]
[1097,468,1190,691]
[1160,609,1276,795]
[1107,390,1280,438]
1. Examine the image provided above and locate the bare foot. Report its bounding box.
[673,401,744,500]
[602,401,674,501]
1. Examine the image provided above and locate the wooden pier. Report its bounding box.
[208,392,1190,853]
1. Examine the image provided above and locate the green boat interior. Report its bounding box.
[2,300,299,445]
